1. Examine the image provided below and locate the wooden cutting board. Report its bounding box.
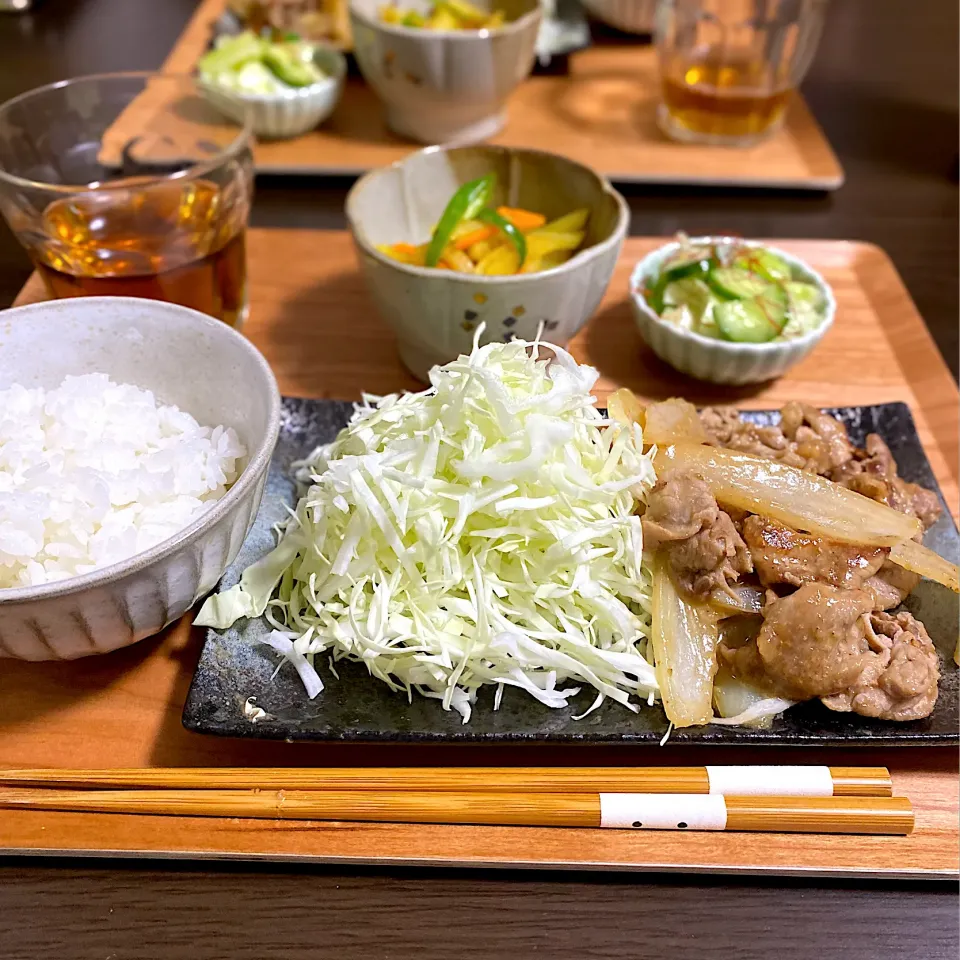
[156,0,844,188]
[5,233,958,879]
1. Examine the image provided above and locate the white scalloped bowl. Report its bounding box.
[630,238,836,385]
[0,297,281,660]
[199,45,347,139]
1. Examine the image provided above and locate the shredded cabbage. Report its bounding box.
[197,335,659,721]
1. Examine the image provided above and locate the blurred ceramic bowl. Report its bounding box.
[0,296,280,661]
[630,237,836,385]
[581,0,657,34]
[349,0,541,144]
[199,45,347,138]
[346,144,629,380]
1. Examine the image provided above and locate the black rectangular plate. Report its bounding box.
[183,401,959,746]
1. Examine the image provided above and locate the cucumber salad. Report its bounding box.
[643,237,829,344]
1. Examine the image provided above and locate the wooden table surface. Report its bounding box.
[0,0,958,958]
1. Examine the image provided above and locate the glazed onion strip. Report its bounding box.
[889,538,959,593]
[655,443,922,547]
[650,556,721,728]
[708,584,764,617]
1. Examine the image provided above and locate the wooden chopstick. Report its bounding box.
[0,766,893,797]
[0,788,914,835]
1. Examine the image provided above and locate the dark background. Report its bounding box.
[0,1,957,958]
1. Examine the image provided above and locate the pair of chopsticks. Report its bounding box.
[0,766,913,835]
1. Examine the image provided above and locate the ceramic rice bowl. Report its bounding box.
[346,144,629,380]
[0,297,280,660]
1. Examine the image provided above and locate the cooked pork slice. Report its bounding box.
[830,434,942,529]
[742,515,888,590]
[642,469,752,600]
[700,403,854,475]
[821,611,940,721]
[754,584,878,701]
[721,584,940,722]
[699,406,808,469]
[779,401,855,474]
[864,560,922,611]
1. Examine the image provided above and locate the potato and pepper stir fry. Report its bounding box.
[378,173,590,275]
[379,0,507,29]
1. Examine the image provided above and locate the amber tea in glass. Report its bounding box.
[655,0,828,147]
[0,73,253,326]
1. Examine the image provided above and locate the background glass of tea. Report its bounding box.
[655,0,829,147]
[0,72,254,327]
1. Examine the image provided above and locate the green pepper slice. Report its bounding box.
[477,207,526,267]
[425,174,496,268]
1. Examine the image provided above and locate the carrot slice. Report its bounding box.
[391,242,420,255]
[454,225,496,250]
[497,206,547,232]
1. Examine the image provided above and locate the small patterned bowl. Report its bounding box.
[349,0,541,145]
[199,45,347,139]
[581,0,657,34]
[345,144,629,380]
[0,297,281,660]
[630,238,836,385]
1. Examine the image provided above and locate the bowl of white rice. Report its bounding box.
[0,296,281,660]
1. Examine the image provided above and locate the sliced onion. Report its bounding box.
[643,398,709,446]
[606,392,712,446]
[711,666,793,728]
[606,388,646,429]
[709,584,764,616]
[889,538,959,593]
[656,443,922,547]
[650,555,721,727]
[710,697,796,727]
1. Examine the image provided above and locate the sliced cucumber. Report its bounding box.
[755,283,788,331]
[660,247,713,282]
[733,248,792,284]
[715,300,779,343]
[783,281,826,337]
[708,267,771,301]
[663,277,715,320]
[784,280,825,312]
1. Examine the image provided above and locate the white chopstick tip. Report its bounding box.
[706,765,834,797]
[600,793,728,830]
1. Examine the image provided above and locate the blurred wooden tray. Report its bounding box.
[5,233,956,878]
[160,0,844,188]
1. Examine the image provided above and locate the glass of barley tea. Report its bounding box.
[0,73,253,327]
[655,0,828,146]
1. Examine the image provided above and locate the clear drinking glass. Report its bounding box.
[655,0,829,146]
[0,73,254,327]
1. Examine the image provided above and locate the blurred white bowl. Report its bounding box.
[0,297,280,660]
[346,143,629,380]
[581,0,657,34]
[199,45,347,138]
[349,0,541,144]
[630,238,836,385]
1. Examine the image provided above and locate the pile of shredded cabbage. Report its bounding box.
[197,335,659,721]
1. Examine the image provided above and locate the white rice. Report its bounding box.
[0,373,246,589]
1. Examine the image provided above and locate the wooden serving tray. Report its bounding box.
[159,0,844,188]
[5,233,958,879]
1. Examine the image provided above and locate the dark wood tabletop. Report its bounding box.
[0,1,957,957]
